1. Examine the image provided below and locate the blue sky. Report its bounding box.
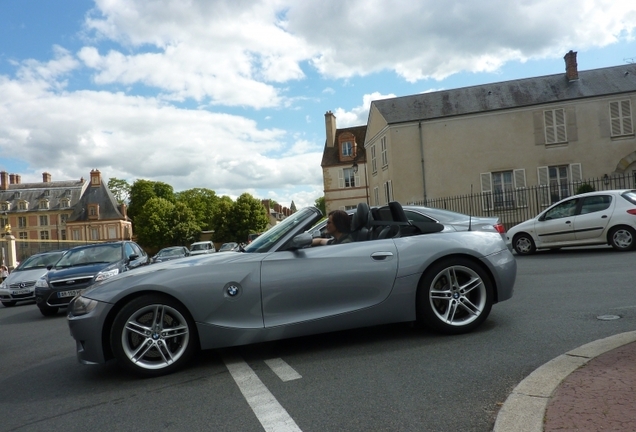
[1,0,636,208]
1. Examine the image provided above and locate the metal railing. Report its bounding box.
[407,173,635,230]
[13,240,104,262]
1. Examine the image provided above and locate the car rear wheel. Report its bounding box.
[417,258,493,335]
[513,233,536,255]
[608,226,636,251]
[110,294,198,377]
[1,300,16,307]
[38,305,59,316]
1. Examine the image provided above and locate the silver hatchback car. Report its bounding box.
[0,250,66,307]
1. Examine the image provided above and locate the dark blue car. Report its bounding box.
[35,241,148,316]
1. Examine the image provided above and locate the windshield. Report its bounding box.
[244,207,322,253]
[158,248,184,257]
[15,251,65,271]
[55,244,123,268]
[220,243,237,251]
[191,243,208,251]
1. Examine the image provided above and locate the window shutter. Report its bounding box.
[480,172,493,211]
[544,111,555,143]
[354,173,360,187]
[338,170,344,188]
[569,163,582,195]
[555,109,567,142]
[514,169,527,208]
[610,101,621,136]
[537,166,550,207]
[622,100,633,135]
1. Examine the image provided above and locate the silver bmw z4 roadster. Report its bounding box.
[68,202,516,377]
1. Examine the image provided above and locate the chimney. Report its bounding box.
[90,169,102,187]
[325,111,337,148]
[9,174,15,184]
[564,50,578,81]
[119,203,128,219]
[42,172,51,183]
[14,175,20,184]
[0,172,7,190]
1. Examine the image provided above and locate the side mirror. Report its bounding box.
[128,253,139,262]
[291,232,313,249]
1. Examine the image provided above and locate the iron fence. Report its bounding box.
[408,173,636,230]
[12,240,104,262]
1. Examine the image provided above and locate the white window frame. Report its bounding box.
[18,216,27,228]
[72,229,81,241]
[610,100,633,137]
[19,232,27,240]
[480,169,527,211]
[383,180,393,204]
[108,226,117,239]
[40,230,49,240]
[373,187,379,205]
[380,136,388,168]
[90,227,100,240]
[338,168,360,188]
[39,215,48,226]
[370,145,377,174]
[544,108,567,144]
[341,141,353,157]
[537,163,582,206]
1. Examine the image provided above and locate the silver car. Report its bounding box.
[0,250,66,307]
[68,202,516,377]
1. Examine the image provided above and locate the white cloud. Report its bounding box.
[334,92,396,127]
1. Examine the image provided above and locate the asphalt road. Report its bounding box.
[1,246,635,432]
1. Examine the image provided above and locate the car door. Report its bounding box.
[534,198,579,245]
[573,195,613,242]
[260,240,398,327]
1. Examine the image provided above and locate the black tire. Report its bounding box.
[417,258,493,335]
[608,226,636,251]
[513,233,536,255]
[110,294,198,377]
[38,305,59,316]
[1,301,17,307]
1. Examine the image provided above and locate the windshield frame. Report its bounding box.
[244,206,323,253]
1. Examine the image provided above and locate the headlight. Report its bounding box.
[94,268,120,282]
[69,296,98,316]
[35,277,49,288]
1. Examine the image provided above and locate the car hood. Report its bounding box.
[82,252,258,302]
[3,268,50,285]
[47,262,120,281]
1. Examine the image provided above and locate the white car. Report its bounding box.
[507,189,636,255]
[0,250,66,307]
[189,241,216,256]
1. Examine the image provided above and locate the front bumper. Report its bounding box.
[67,300,114,364]
[0,286,35,302]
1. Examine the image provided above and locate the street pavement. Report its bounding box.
[494,330,636,431]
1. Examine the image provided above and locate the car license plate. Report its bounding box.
[57,289,82,298]
[11,289,30,295]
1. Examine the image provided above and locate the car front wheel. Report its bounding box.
[513,233,536,255]
[417,258,493,335]
[608,226,636,251]
[110,294,198,377]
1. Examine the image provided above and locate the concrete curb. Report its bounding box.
[493,330,636,432]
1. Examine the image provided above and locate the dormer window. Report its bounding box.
[18,201,28,211]
[342,141,353,157]
[65,189,72,197]
[88,204,99,219]
[44,190,50,197]
[14,191,20,199]
[39,199,49,210]
[0,202,9,211]
[60,198,70,208]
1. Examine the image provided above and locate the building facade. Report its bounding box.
[364,51,636,213]
[321,111,368,214]
[0,169,132,258]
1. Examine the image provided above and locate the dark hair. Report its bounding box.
[328,210,351,234]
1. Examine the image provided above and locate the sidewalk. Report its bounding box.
[493,331,636,432]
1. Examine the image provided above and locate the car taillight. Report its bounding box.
[493,223,506,234]
[627,209,636,215]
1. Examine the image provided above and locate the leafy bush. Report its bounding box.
[576,183,595,194]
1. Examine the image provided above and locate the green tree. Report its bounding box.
[134,197,175,249]
[175,188,219,231]
[128,179,175,223]
[314,196,326,215]
[170,201,201,245]
[210,196,235,243]
[231,193,269,243]
[107,178,131,204]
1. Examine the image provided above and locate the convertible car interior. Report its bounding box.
[348,201,444,242]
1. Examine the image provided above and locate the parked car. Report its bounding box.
[506,189,636,255]
[151,246,189,263]
[0,250,66,307]
[35,241,148,316]
[68,202,516,377]
[218,242,239,252]
[189,241,215,255]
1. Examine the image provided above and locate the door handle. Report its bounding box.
[601,215,608,218]
[371,252,394,260]
[565,220,571,224]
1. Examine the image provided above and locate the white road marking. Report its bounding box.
[223,353,303,432]
[264,358,302,382]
